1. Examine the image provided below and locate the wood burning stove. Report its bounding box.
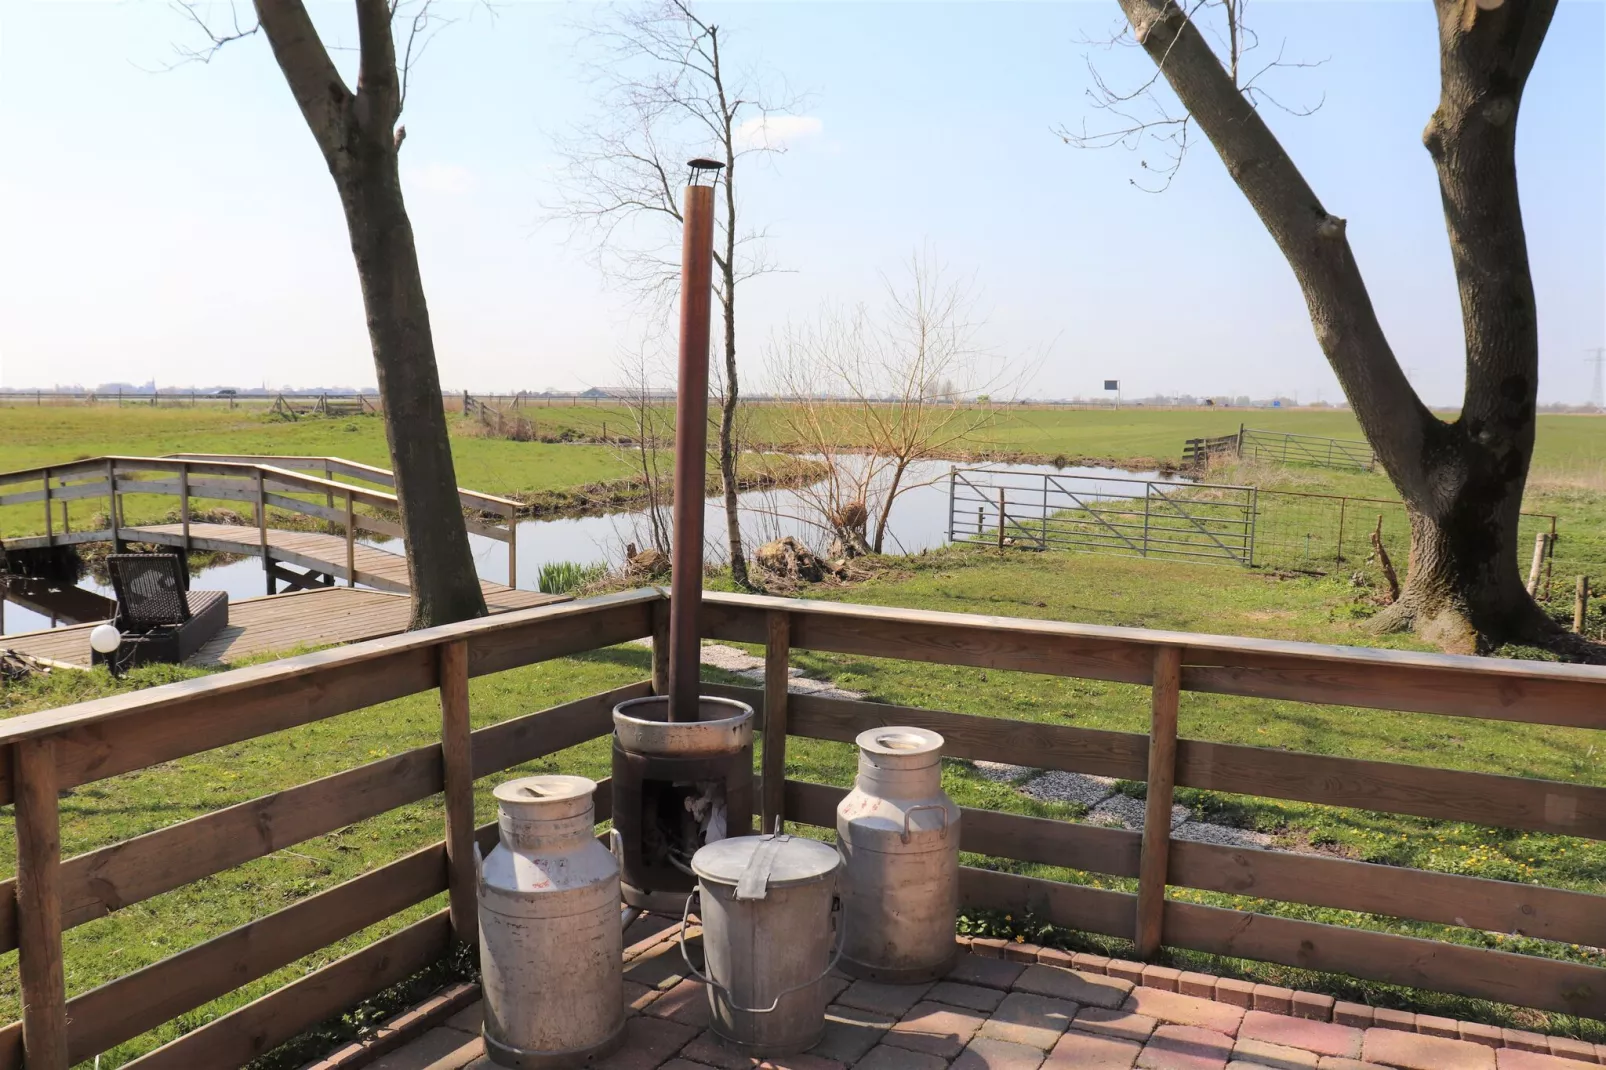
[612,695,754,912]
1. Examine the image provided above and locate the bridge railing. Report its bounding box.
[0,589,1602,1068]
[0,455,520,588]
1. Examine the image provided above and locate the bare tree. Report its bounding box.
[1073,0,1577,655]
[613,348,675,558]
[551,0,803,590]
[186,0,487,626]
[768,253,1021,557]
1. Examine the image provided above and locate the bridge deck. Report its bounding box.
[119,522,544,612]
[2,586,568,669]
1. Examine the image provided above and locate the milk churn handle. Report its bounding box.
[678,891,847,1015]
[901,804,950,844]
[472,842,485,890]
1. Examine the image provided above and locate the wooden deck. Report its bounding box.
[0,586,568,669]
[119,523,543,611]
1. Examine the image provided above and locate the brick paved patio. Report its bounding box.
[340,925,1603,1070]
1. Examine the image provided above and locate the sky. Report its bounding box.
[0,1,1602,406]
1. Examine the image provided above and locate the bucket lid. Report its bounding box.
[493,774,596,811]
[856,726,944,758]
[692,834,839,897]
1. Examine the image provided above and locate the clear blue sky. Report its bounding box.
[1,1,1601,405]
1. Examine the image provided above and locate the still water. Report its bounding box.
[1,459,1171,636]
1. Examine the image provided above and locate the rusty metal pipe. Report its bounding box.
[668,178,717,722]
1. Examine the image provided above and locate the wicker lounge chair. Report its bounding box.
[92,554,229,667]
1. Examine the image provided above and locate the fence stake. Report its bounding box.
[107,459,125,553]
[256,470,272,595]
[997,489,1006,551]
[439,640,478,944]
[1526,533,1549,596]
[1576,577,1591,634]
[761,611,791,834]
[42,468,52,541]
[180,463,191,557]
[506,508,518,589]
[1135,645,1183,960]
[1544,519,1557,601]
[323,463,335,535]
[345,490,356,587]
[15,736,69,1070]
[60,476,68,535]
[1335,497,1347,567]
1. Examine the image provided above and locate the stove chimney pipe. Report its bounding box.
[667,159,722,722]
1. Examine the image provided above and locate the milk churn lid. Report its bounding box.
[691,834,840,896]
[493,774,596,808]
[855,726,944,757]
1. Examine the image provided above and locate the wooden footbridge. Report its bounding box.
[0,454,563,664]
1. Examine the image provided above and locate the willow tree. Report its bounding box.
[1082,0,1567,653]
[191,0,487,627]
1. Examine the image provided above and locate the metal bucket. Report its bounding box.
[478,775,624,1069]
[682,833,842,1056]
[836,727,960,982]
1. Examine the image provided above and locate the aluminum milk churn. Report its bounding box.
[836,727,959,982]
[478,775,624,1068]
[684,833,843,1056]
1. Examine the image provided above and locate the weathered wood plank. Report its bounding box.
[439,641,477,944]
[959,867,1137,941]
[120,909,451,1070]
[13,738,67,1070]
[1136,646,1182,959]
[762,611,791,834]
[1164,898,1606,1019]
[470,684,648,779]
[62,843,446,1062]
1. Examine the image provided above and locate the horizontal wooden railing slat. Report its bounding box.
[118,910,452,1070]
[58,841,449,1063]
[716,685,1606,840]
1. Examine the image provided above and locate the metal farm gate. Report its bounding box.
[947,468,1257,565]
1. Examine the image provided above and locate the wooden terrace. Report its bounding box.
[0,589,1601,1067]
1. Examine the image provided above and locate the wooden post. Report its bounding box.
[107,459,124,552]
[997,488,1006,551]
[42,469,52,541]
[180,463,192,557]
[506,508,518,589]
[256,470,271,595]
[1334,497,1347,567]
[1575,576,1591,635]
[1135,645,1183,960]
[345,490,357,588]
[14,737,69,1070]
[1526,533,1549,596]
[651,598,671,696]
[60,476,68,535]
[324,463,336,535]
[761,611,791,834]
[439,640,478,944]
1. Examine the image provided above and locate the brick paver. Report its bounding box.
[1546,1036,1597,1062]
[1290,992,1334,1022]
[1036,948,1076,970]
[1496,1049,1602,1069]
[1014,965,1132,1009]
[1314,1059,1390,1070]
[952,1036,1048,1070]
[926,981,1008,1013]
[646,978,712,1027]
[1504,1030,1555,1054]
[811,1005,895,1065]
[1142,966,1183,992]
[372,1027,482,1070]
[885,1002,987,1058]
[1045,1030,1142,1070]
[1214,979,1255,1010]
[855,1044,950,1070]
[1109,960,1147,986]
[1178,973,1218,1000]
[1232,1036,1318,1069]
[1362,1026,1498,1070]
[1074,1007,1159,1043]
[978,992,1078,1050]
[1252,984,1295,1015]
[948,956,1027,991]
[1332,1003,1373,1029]
[1238,1010,1363,1059]
[594,1016,702,1070]
[1371,1008,1416,1033]
[1459,1022,1504,1049]
[1124,987,1246,1037]
[839,980,936,1017]
[1137,1024,1234,1070]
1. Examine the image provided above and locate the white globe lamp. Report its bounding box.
[90,624,123,655]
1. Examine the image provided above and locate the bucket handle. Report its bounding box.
[677,890,845,1015]
[901,803,949,844]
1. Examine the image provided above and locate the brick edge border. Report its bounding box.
[962,934,1606,1065]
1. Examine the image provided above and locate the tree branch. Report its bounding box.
[252,0,355,163]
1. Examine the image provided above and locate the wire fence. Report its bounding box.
[947,467,1564,595]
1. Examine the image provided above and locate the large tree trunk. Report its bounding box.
[254,0,487,629]
[1114,0,1563,653]
[337,157,488,628]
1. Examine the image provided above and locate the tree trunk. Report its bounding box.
[717,260,749,589]
[871,461,909,555]
[337,157,488,628]
[1113,0,1564,654]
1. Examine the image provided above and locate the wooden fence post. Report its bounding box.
[345,490,357,587]
[107,459,125,553]
[1135,645,1183,960]
[1576,577,1591,635]
[439,641,478,944]
[1526,533,1549,596]
[15,737,69,1070]
[256,470,272,595]
[506,508,518,589]
[323,463,336,535]
[651,598,671,696]
[997,489,1006,551]
[42,469,52,542]
[761,611,791,835]
[180,463,192,557]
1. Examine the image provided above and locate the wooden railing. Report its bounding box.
[0,589,1603,1067]
[0,454,521,588]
